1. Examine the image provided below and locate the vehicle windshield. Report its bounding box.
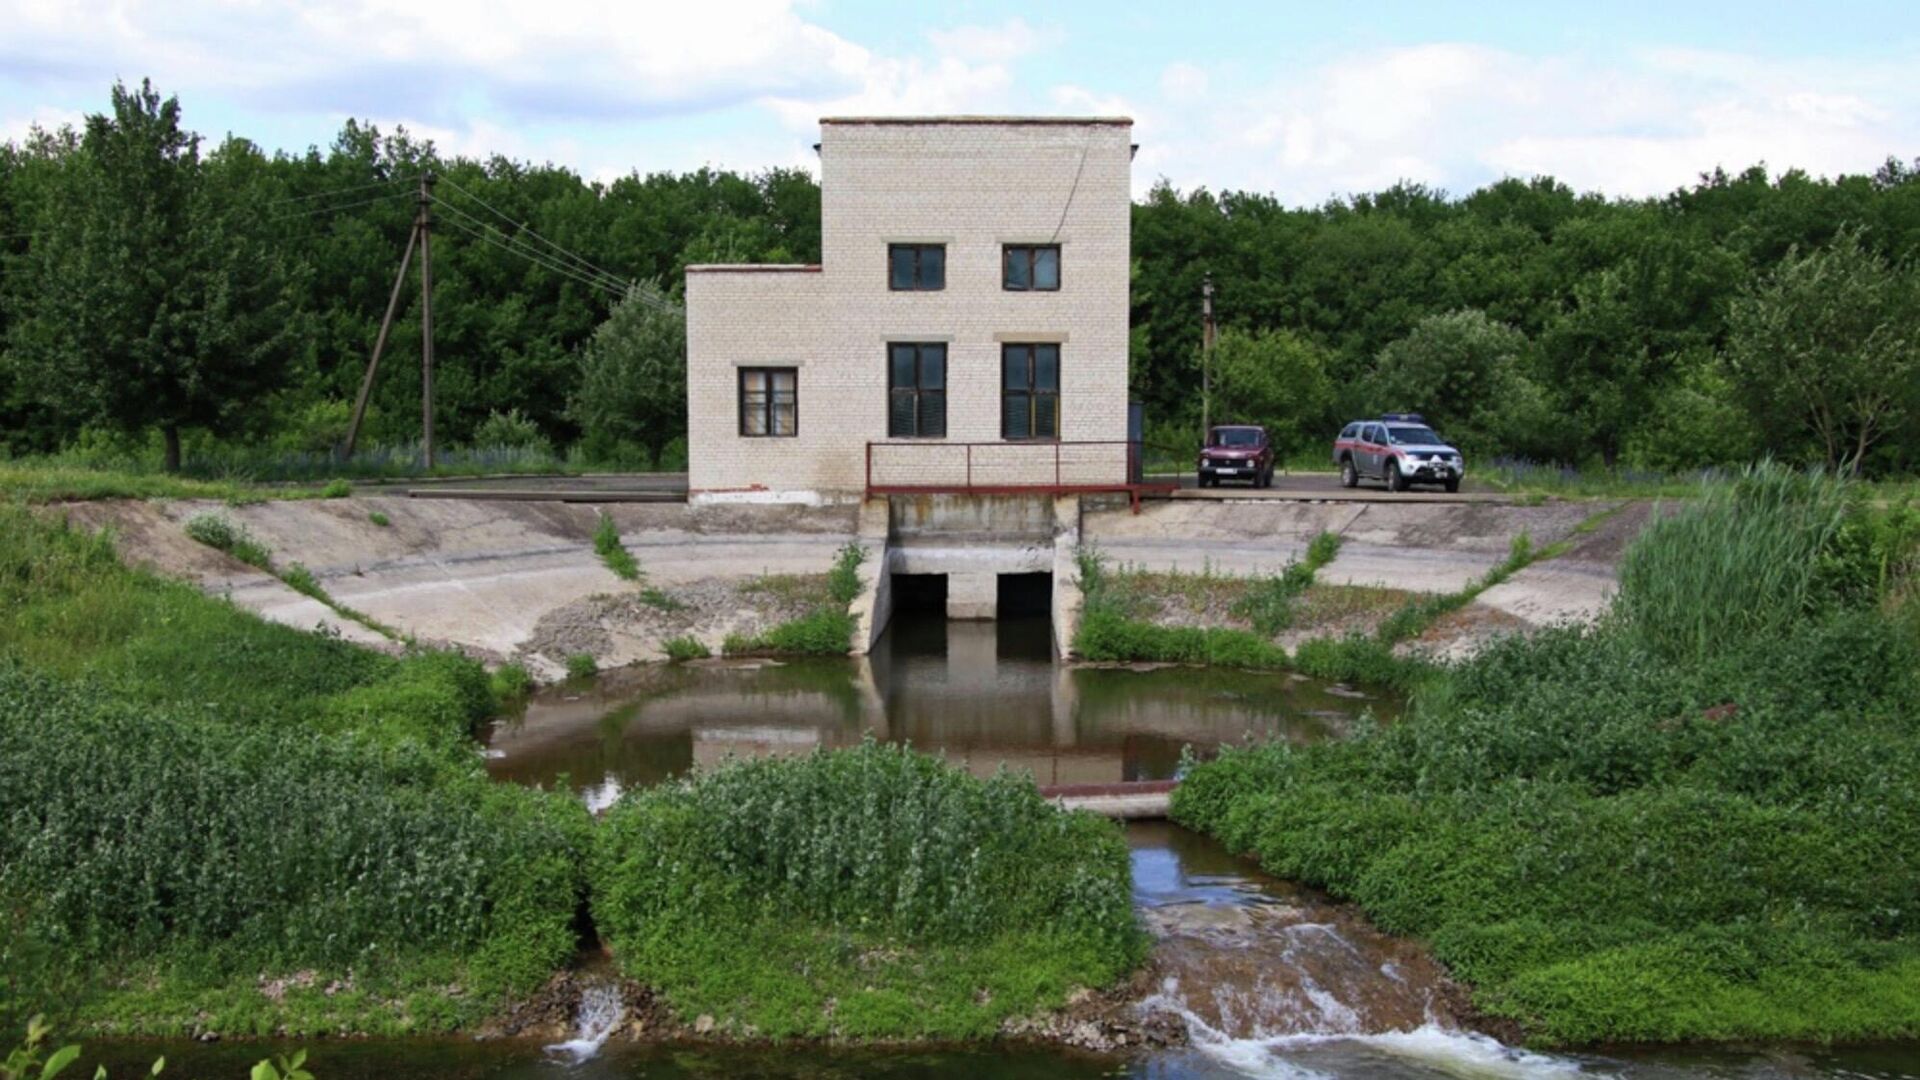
[1211,428,1260,448]
[1386,425,1445,446]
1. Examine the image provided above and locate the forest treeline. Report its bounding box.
[3,81,1918,475]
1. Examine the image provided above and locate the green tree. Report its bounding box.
[566,283,686,462]
[1371,309,1546,455]
[1725,228,1920,472]
[6,81,297,471]
[1209,327,1336,457]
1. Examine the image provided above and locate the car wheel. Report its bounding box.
[1386,461,1406,492]
[1198,473,1212,489]
[1340,458,1357,489]
[1444,477,1460,494]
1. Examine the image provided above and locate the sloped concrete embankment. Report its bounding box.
[1082,498,1654,656]
[60,497,857,677]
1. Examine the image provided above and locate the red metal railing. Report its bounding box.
[865,440,1177,510]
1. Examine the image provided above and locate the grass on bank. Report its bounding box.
[724,544,867,657]
[592,512,642,581]
[1172,465,1920,1046]
[0,506,589,1038]
[590,741,1146,1039]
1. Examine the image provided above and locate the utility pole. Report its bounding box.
[341,172,440,464]
[1201,274,1216,443]
[418,172,437,469]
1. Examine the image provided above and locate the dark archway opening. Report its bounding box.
[891,573,949,613]
[997,572,1053,619]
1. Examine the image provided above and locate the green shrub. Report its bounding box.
[728,609,856,657]
[0,508,587,1035]
[826,542,867,606]
[565,653,598,679]
[1172,471,1920,1046]
[319,478,352,499]
[0,667,589,1032]
[183,512,271,569]
[662,636,709,662]
[489,662,534,702]
[469,408,552,455]
[592,512,641,581]
[590,742,1145,1038]
[367,510,391,527]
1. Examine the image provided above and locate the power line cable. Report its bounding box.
[429,195,679,316]
[266,175,409,206]
[433,176,682,314]
[430,193,631,293]
[434,174,635,289]
[265,189,413,223]
[432,210,629,299]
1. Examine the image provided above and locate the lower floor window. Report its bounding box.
[1001,343,1059,440]
[739,367,797,437]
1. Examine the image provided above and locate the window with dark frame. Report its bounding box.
[888,343,947,438]
[738,367,797,437]
[1001,343,1060,440]
[888,244,946,291]
[1003,245,1061,291]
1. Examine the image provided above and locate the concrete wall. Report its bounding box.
[686,118,1134,501]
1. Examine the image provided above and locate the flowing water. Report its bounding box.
[541,979,624,1066]
[87,613,1920,1078]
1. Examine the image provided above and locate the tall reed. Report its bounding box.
[1616,462,1852,663]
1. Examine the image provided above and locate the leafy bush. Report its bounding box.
[489,662,534,702]
[565,653,599,679]
[0,508,587,1035]
[183,512,271,569]
[367,510,390,527]
[1173,470,1920,1046]
[826,542,867,606]
[726,609,856,657]
[662,635,709,662]
[591,512,641,581]
[319,478,352,499]
[590,742,1145,1038]
[468,408,552,455]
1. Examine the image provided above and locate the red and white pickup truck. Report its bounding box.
[1332,414,1464,493]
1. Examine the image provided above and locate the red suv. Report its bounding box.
[1197,425,1274,488]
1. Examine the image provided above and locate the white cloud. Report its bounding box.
[925,17,1059,64]
[1159,63,1208,103]
[1130,43,1920,202]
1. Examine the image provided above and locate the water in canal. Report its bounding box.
[92,614,1920,1079]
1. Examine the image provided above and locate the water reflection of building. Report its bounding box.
[488,614,1374,798]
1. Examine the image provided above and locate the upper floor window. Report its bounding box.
[1003,245,1060,291]
[1001,343,1059,440]
[888,343,947,438]
[889,244,945,291]
[739,367,797,437]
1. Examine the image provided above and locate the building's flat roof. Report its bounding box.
[684,264,822,273]
[819,115,1132,127]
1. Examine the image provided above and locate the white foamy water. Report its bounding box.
[542,982,624,1067]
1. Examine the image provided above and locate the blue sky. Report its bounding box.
[3,1,1916,204]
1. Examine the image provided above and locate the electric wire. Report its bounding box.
[431,209,628,299]
[434,174,634,289]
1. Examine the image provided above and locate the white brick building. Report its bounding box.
[685,117,1136,503]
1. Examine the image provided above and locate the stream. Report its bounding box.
[91,614,1920,1078]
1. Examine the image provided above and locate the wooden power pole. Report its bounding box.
[341,172,437,464]
[1201,274,1216,443]
[418,172,436,468]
